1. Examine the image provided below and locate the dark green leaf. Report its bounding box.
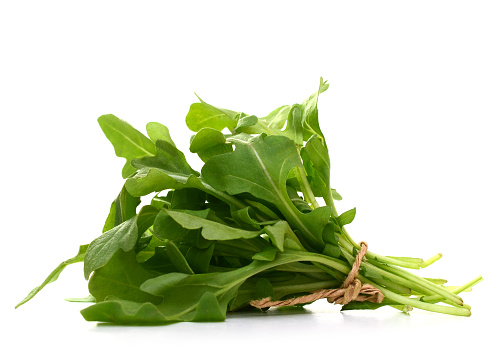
[80,300,171,325]
[88,250,162,304]
[84,205,158,279]
[165,241,195,275]
[202,133,332,250]
[186,244,215,274]
[254,278,274,300]
[192,292,226,322]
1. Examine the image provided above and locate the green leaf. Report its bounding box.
[164,209,261,241]
[103,185,141,233]
[259,105,291,130]
[301,134,331,202]
[254,278,274,300]
[337,208,356,227]
[263,220,292,251]
[98,114,156,178]
[252,246,278,261]
[125,167,201,198]
[15,245,88,308]
[126,156,248,212]
[230,206,261,229]
[300,77,329,141]
[165,241,195,275]
[65,295,96,303]
[81,300,171,325]
[186,95,239,132]
[244,199,281,220]
[140,266,252,321]
[192,292,226,322]
[189,127,233,162]
[84,205,158,279]
[132,139,198,177]
[153,208,210,243]
[331,189,343,201]
[88,250,162,304]
[234,113,259,133]
[170,188,207,210]
[146,122,176,146]
[186,244,215,274]
[202,133,332,251]
[281,104,304,145]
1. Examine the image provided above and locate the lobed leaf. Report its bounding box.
[98,114,156,178]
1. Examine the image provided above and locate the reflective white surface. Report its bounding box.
[6,264,491,348]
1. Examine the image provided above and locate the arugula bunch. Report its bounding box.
[17,79,481,324]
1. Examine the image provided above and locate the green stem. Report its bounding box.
[295,147,319,209]
[339,240,464,306]
[280,251,470,316]
[360,276,471,316]
[420,276,483,303]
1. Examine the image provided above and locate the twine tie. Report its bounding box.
[250,242,384,308]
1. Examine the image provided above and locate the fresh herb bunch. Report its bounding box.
[17,79,481,324]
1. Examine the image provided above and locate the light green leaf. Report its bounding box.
[132,139,198,177]
[189,127,233,162]
[252,246,278,261]
[300,77,329,141]
[337,208,356,227]
[146,122,176,146]
[15,245,88,308]
[98,114,156,178]
[64,295,96,303]
[186,95,239,132]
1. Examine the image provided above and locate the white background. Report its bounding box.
[1,1,493,347]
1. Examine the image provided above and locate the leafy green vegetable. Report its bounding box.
[17,78,481,325]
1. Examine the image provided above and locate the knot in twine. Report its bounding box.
[250,242,384,309]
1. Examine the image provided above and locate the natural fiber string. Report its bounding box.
[250,241,384,308]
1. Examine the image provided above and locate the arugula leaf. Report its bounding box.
[146,122,176,146]
[88,250,162,304]
[337,208,357,227]
[98,114,156,178]
[186,94,239,132]
[84,205,158,279]
[16,245,88,308]
[164,209,262,241]
[19,77,480,324]
[102,185,141,232]
[202,133,333,251]
[189,127,233,162]
[80,300,171,325]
